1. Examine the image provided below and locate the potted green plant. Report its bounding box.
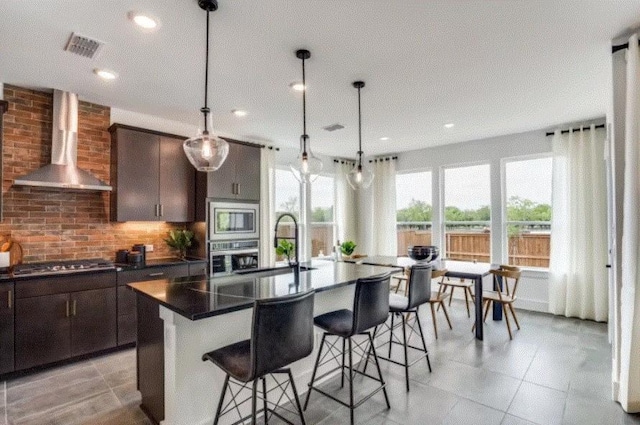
[164,229,194,260]
[276,239,295,266]
[340,240,357,258]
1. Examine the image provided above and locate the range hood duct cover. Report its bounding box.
[13,90,112,191]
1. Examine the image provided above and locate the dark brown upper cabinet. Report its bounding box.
[204,140,261,201]
[194,140,260,221]
[110,124,195,222]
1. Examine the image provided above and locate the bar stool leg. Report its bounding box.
[367,331,391,409]
[401,313,410,391]
[388,313,395,358]
[287,369,307,425]
[251,379,258,425]
[304,333,327,410]
[213,374,230,425]
[413,309,432,372]
[262,377,268,424]
[341,337,346,388]
[348,337,355,425]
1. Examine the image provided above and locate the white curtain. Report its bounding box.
[613,33,640,413]
[334,161,357,244]
[370,159,397,256]
[548,125,608,321]
[259,148,276,267]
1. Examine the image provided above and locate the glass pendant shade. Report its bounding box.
[184,113,229,171]
[347,163,374,189]
[290,135,323,182]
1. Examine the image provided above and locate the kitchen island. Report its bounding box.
[128,260,400,425]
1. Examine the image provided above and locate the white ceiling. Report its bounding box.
[0,1,638,157]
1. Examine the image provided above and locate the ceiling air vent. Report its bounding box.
[323,123,345,132]
[64,32,104,59]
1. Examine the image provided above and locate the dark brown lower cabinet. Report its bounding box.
[14,271,117,371]
[0,282,15,374]
[15,293,72,370]
[71,287,117,357]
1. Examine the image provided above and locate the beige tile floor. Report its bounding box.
[1,301,639,425]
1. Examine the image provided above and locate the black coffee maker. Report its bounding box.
[132,244,146,266]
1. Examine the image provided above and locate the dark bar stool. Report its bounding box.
[304,273,391,425]
[366,264,433,391]
[202,290,315,425]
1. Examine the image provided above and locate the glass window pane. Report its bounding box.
[444,164,491,262]
[311,175,335,257]
[274,169,299,262]
[396,171,432,256]
[505,157,552,268]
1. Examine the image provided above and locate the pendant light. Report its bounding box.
[347,81,374,189]
[183,0,229,172]
[290,49,323,182]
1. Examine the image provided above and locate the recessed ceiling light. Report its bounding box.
[289,82,305,92]
[444,123,455,129]
[380,137,390,141]
[232,109,247,117]
[128,11,159,29]
[94,69,117,80]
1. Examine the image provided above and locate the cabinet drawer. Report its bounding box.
[15,271,116,299]
[188,262,207,276]
[117,264,189,285]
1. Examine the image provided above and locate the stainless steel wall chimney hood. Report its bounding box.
[13,90,112,191]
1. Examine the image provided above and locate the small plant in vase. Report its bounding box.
[164,229,194,260]
[341,241,357,258]
[276,239,295,266]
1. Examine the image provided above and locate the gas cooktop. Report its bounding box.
[12,259,116,276]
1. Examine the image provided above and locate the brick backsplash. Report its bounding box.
[1,85,190,263]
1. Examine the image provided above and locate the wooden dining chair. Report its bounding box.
[472,265,522,340]
[392,268,452,339]
[436,276,474,318]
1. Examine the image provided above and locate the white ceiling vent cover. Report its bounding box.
[64,33,104,59]
[323,124,345,132]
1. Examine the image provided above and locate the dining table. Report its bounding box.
[344,255,497,340]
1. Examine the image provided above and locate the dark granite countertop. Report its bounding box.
[127,261,401,320]
[115,256,206,271]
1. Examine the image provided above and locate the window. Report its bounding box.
[504,156,552,268]
[311,175,335,258]
[274,168,299,260]
[396,171,432,256]
[443,164,491,262]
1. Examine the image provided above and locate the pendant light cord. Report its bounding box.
[301,56,307,151]
[202,10,211,132]
[357,85,362,165]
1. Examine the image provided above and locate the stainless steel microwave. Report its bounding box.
[208,201,260,241]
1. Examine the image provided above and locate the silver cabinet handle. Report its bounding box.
[148,272,164,277]
[159,204,164,217]
[154,204,159,217]
[72,299,77,317]
[7,290,11,309]
[65,300,70,318]
[236,183,240,195]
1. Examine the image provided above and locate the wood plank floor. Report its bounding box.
[1,302,639,425]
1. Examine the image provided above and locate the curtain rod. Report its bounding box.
[545,124,605,137]
[260,145,280,151]
[612,39,640,54]
[333,159,355,164]
[368,156,398,163]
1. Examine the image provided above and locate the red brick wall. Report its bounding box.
[0,85,188,263]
